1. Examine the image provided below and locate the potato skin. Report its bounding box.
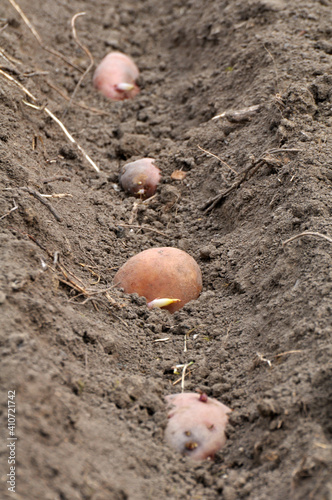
[119,158,161,199]
[93,52,139,101]
[165,393,231,460]
[113,247,202,313]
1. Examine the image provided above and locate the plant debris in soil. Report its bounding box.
[0,0,331,499]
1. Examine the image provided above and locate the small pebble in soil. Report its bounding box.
[199,245,216,259]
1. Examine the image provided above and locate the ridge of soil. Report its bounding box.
[0,0,331,499]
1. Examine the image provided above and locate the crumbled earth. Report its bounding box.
[0,0,331,499]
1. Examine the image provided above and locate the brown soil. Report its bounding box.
[1,0,331,499]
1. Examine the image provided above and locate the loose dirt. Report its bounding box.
[1,0,331,499]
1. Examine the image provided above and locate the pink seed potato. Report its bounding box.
[113,247,202,313]
[93,51,139,101]
[119,158,161,199]
[165,392,231,460]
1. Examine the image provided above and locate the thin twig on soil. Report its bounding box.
[57,267,94,294]
[264,148,301,154]
[201,159,263,213]
[256,352,272,368]
[274,350,303,358]
[172,362,194,389]
[172,376,184,386]
[43,175,72,184]
[4,186,62,221]
[0,23,8,34]
[7,0,84,73]
[201,152,287,213]
[62,12,94,116]
[26,233,51,254]
[282,232,332,247]
[58,262,86,289]
[46,79,109,116]
[0,199,18,221]
[257,350,303,368]
[314,442,331,450]
[72,295,128,326]
[52,259,127,324]
[197,145,238,176]
[0,46,22,66]
[212,104,260,123]
[24,187,62,221]
[23,70,49,77]
[24,100,101,172]
[39,193,73,199]
[32,134,48,159]
[0,69,100,171]
[142,194,157,204]
[83,285,117,297]
[79,263,101,285]
[9,228,51,259]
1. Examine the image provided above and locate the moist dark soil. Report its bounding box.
[1,0,331,499]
